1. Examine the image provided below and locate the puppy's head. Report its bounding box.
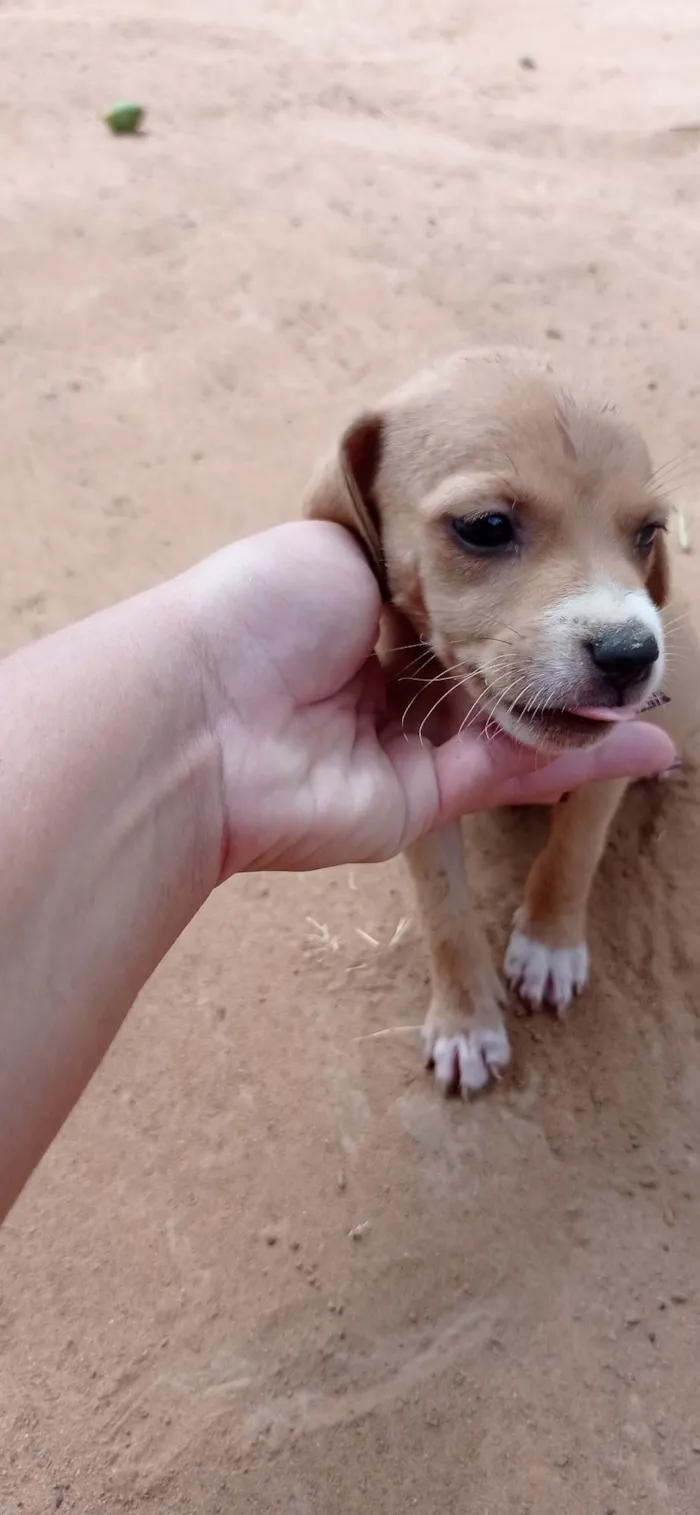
[305,348,670,754]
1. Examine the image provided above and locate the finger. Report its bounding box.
[192,522,383,709]
[393,727,543,837]
[422,722,676,831]
[498,723,676,808]
[380,720,676,853]
[251,523,383,703]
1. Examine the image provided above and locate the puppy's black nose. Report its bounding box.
[587,624,659,692]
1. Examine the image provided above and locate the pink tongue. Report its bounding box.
[569,706,639,723]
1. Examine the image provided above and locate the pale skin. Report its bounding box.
[0,521,675,1221]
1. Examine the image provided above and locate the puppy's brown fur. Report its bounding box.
[304,348,691,1095]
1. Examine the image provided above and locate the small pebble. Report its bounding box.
[348,1221,371,1241]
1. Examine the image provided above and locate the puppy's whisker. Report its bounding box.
[469,655,520,680]
[399,660,464,728]
[400,652,520,728]
[388,638,429,655]
[400,656,479,731]
[399,647,436,679]
[483,674,534,734]
[489,673,530,715]
[520,680,546,717]
[651,465,695,496]
[400,673,459,685]
[457,671,527,737]
[455,681,500,738]
[516,683,554,753]
[661,642,692,661]
[404,656,471,689]
[403,671,478,685]
[403,651,516,690]
[417,676,474,746]
[663,613,692,634]
[400,674,441,732]
[651,450,694,485]
[526,680,552,719]
[659,649,693,672]
[531,691,550,724]
[481,674,532,741]
[506,677,540,718]
[652,469,692,495]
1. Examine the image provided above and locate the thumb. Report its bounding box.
[429,721,675,826]
[429,727,547,826]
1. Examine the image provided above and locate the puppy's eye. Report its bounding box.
[450,512,515,555]
[635,521,664,556]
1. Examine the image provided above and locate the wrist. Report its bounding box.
[170,547,257,882]
[145,577,228,896]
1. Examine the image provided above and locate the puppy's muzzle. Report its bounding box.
[586,621,660,699]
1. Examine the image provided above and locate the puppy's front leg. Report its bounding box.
[405,825,510,1096]
[505,778,627,1014]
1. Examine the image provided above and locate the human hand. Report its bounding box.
[183,522,676,876]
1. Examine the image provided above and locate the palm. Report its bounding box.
[221,661,440,873]
[186,522,675,876]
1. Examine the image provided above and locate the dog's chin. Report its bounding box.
[491,702,612,755]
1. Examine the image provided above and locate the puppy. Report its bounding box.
[304,347,689,1096]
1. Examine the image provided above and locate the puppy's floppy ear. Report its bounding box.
[646,528,671,609]
[304,413,388,598]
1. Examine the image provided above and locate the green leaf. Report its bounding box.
[104,103,145,135]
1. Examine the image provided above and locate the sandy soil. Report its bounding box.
[2,0,700,1510]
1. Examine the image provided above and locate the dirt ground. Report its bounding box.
[3,0,700,1510]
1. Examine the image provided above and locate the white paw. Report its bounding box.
[426,1025,511,1097]
[504,930,589,1014]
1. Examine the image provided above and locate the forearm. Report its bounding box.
[0,519,676,1221]
[0,580,222,1220]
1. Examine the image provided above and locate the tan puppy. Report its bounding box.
[304,348,687,1096]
